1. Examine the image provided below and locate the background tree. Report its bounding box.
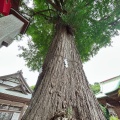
[90,82,100,94]
[19,0,120,120]
[30,85,35,90]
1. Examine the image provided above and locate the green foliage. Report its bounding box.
[30,85,35,90]
[19,0,120,71]
[110,116,119,120]
[90,82,100,94]
[66,106,72,118]
[100,105,110,120]
[91,85,110,119]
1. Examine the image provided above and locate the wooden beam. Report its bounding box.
[0,99,25,107]
[1,78,20,84]
[0,93,30,104]
[18,104,28,120]
[0,109,21,113]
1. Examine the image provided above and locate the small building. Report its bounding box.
[0,71,32,120]
[96,75,120,118]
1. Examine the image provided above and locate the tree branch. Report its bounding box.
[20,2,54,21]
[84,0,95,7]
[109,17,120,26]
[46,2,52,17]
[99,5,120,22]
[54,0,61,8]
[32,11,52,19]
[21,10,52,21]
[47,0,67,14]
[36,9,55,13]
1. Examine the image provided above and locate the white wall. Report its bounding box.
[100,76,120,94]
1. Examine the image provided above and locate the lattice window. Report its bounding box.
[0,104,21,120]
[0,112,13,120]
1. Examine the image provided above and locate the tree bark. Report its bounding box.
[22,24,106,120]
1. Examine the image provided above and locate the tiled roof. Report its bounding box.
[0,71,32,100]
[100,75,120,83]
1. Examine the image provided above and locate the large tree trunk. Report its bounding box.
[22,24,106,120]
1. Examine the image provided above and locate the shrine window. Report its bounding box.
[0,104,21,120]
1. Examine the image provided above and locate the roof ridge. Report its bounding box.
[100,75,120,83]
[0,71,33,94]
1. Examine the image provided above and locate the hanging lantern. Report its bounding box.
[0,0,29,48]
[0,0,21,16]
[0,0,11,16]
[0,0,29,34]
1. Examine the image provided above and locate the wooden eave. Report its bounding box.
[100,75,120,83]
[0,92,30,104]
[106,89,119,96]
[107,94,120,102]
[0,77,19,84]
[0,73,20,80]
[6,85,28,94]
[0,72,33,94]
[97,97,108,105]
[98,96,120,106]
[19,72,33,94]
[0,99,25,107]
[97,91,120,106]
[0,83,12,88]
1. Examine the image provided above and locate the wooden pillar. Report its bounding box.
[106,103,117,116]
[0,14,24,48]
[18,104,28,120]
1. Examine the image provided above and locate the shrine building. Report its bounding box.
[96,75,120,118]
[0,71,32,120]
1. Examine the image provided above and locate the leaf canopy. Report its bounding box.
[19,0,120,71]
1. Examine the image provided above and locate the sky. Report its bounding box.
[84,35,120,84]
[0,35,120,86]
